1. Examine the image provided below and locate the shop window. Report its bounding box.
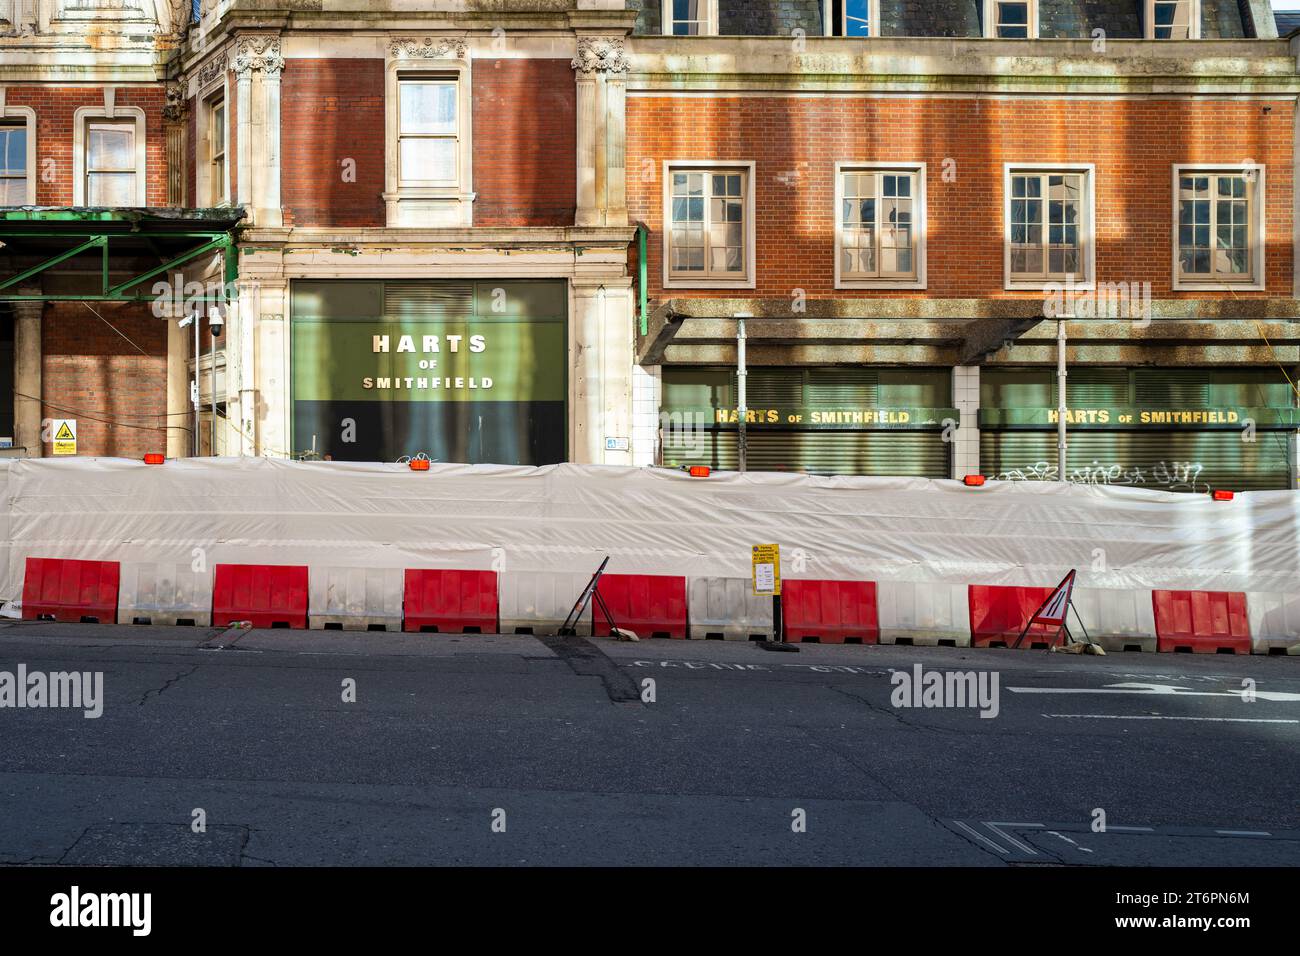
[1173,166,1264,290]
[1004,165,1094,289]
[663,162,755,289]
[836,164,926,289]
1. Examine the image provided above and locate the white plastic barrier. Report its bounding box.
[877,580,970,646]
[687,577,773,641]
[499,570,592,636]
[309,566,404,631]
[117,561,212,626]
[1247,591,1300,655]
[1070,587,1156,652]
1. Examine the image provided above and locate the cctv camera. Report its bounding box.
[209,306,224,337]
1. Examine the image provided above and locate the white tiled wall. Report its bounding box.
[952,365,981,479]
[632,365,662,467]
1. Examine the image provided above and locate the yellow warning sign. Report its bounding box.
[752,544,781,596]
[51,419,76,456]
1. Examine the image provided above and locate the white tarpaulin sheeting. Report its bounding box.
[2,457,1298,602]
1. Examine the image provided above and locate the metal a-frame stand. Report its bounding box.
[559,557,621,637]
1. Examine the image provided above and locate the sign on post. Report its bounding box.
[752,544,781,596]
[51,419,77,456]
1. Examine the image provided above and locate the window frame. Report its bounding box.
[662,0,718,37]
[1003,163,1095,291]
[1146,0,1201,40]
[195,69,230,208]
[1171,164,1265,292]
[834,162,927,290]
[821,0,880,37]
[983,0,1039,39]
[73,106,147,208]
[662,160,756,290]
[0,104,37,207]
[383,52,473,228]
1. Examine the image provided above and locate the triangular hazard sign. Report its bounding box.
[54,422,74,441]
[1031,570,1077,627]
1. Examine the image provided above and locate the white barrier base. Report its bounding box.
[1071,587,1156,653]
[308,566,404,632]
[877,581,970,647]
[117,561,212,627]
[687,577,773,641]
[1247,591,1300,655]
[500,570,593,636]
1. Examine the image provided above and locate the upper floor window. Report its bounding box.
[836,164,926,289]
[1004,165,1094,289]
[1148,0,1200,39]
[823,0,877,36]
[663,0,717,36]
[1173,166,1264,290]
[0,123,28,206]
[205,93,228,206]
[86,121,137,206]
[663,162,755,289]
[985,1,1037,39]
[398,75,459,188]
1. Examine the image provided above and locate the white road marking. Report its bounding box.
[984,822,1038,855]
[1009,682,1300,702]
[1047,830,1094,853]
[1215,830,1272,837]
[952,820,1009,854]
[1108,825,1156,832]
[1044,714,1300,724]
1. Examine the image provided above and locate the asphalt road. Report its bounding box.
[0,620,1297,866]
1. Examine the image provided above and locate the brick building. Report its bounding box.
[0,1,1297,493]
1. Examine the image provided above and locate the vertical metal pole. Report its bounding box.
[209,314,217,456]
[192,312,201,457]
[1057,319,1068,483]
[736,313,750,474]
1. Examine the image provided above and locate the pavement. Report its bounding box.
[0,619,1297,866]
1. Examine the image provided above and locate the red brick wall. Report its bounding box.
[40,302,169,458]
[627,96,1294,299]
[185,96,197,205]
[280,58,385,227]
[5,85,169,207]
[472,58,575,226]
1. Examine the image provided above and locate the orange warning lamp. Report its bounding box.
[143,453,165,465]
[963,475,986,487]
[409,459,430,472]
[1212,489,1235,501]
[688,466,711,478]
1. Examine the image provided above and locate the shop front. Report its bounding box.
[291,279,567,464]
[659,367,956,477]
[979,368,1298,493]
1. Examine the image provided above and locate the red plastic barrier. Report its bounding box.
[593,574,687,639]
[213,564,309,629]
[404,569,498,633]
[1153,590,1250,654]
[782,580,879,644]
[22,557,119,623]
[968,585,1059,648]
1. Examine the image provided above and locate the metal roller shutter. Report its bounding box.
[665,430,950,478]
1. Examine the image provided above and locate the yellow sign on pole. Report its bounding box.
[752,544,781,596]
[51,419,77,456]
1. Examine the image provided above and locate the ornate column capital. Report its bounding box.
[234,35,284,77]
[572,37,629,76]
[162,75,188,122]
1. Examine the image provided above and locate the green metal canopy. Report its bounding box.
[0,207,245,303]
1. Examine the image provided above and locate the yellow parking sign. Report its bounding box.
[752,544,781,596]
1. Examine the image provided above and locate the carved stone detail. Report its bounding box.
[572,37,629,76]
[234,35,284,77]
[388,36,467,60]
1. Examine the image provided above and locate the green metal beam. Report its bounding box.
[0,235,106,292]
[105,236,228,297]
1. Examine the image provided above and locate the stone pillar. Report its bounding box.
[252,280,289,458]
[11,295,41,458]
[951,366,981,479]
[234,35,284,226]
[572,36,629,227]
[235,59,253,213]
[262,56,283,227]
[571,279,635,465]
[163,76,189,207]
[165,312,191,459]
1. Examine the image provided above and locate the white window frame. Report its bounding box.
[0,102,37,206]
[384,55,473,228]
[73,106,147,207]
[1003,163,1095,291]
[662,160,756,290]
[1146,0,1201,40]
[834,162,927,290]
[983,0,1039,39]
[1171,164,1265,292]
[662,0,718,37]
[195,71,230,208]
[821,0,880,37]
